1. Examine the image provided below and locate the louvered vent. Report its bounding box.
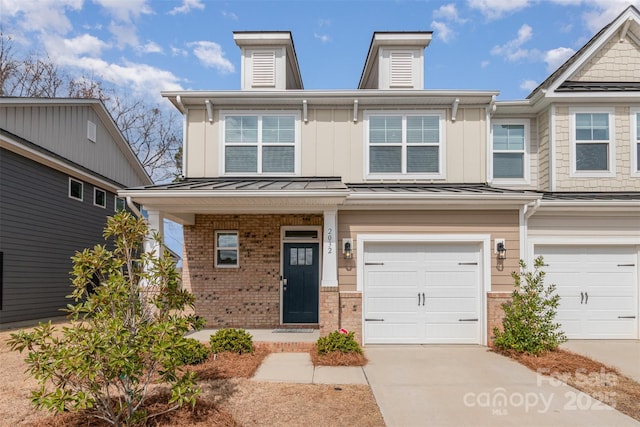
[252,50,276,87]
[390,51,413,88]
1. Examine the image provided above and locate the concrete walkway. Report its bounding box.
[563,340,640,382]
[252,352,368,384]
[362,346,639,427]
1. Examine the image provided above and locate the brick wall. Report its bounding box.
[319,287,339,335]
[182,213,322,327]
[487,291,512,345]
[339,292,363,344]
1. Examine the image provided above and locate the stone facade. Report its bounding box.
[182,213,322,327]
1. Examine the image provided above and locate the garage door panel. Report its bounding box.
[366,296,420,315]
[426,323,479,344]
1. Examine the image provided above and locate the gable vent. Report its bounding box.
[87,120,97,142]
[390,51,413,88]
[252,50,276,87]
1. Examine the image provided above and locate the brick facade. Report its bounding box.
[182,213,322,327]
[339,292,363,343]
[486,291,512,345]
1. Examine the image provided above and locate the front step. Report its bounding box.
[256,341,315,353]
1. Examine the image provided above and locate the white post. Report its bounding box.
[322,209,338,287]
[144,209,165,258]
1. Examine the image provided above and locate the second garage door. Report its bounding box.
[363,242,482,344]
[535,245,638,339]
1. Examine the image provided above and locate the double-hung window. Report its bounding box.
[491,120,528,182]
[570,108,615,176]
[215,231,239,268]
[223,112,299,174]
[632,109,640,176]
[366,111,445,178]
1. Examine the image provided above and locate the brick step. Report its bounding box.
[256,341,315,353]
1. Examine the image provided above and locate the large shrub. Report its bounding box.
[177,338,210,365]
[493,256,567,355]
[8,211,204,425]
[316,329,363,355]
[209,328,254,354]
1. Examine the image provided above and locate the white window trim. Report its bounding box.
[68,177,83,201]
[631,108,640,177]
[114,196,126,212]
[489,119,531,185]
[215,230,239,268]
[219,110,301,176]
[569,107,616,178]
[93,187,106,208]
[364,110,446,180]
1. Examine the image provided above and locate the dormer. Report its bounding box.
[359,32,432,90]
[233,31,303,90]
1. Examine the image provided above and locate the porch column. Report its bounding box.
[144,209,165,258]
[321,209,338,287]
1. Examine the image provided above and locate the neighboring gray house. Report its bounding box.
[0,98,152,324]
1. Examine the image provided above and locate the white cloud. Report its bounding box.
[431,21,454,43]
[139,41,163,54]
[433,4,467,23]
[544,46,575,72]
[169,0,205,15]
[188,41,235,73]
[171,46,189,57]
[92,0,153,23]
[314,33,331,43]
[520,79,538,91]
[109,22,140,48]
[481,60,490,68]
[490,24,538,61]
[0,0,82,34]
[45,34,109,57]
[318,18,332,27]
[468,0,531,20]
[221,10,238,20]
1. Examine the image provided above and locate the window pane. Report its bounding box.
[407,146,439,173]
[576,113,608,141]
[225,146,257,172]
[305,248,313,265]
[576,143,608,171]
[493,153,524,178]
[369,116,401,143]
[217,250,237,266]
[493,124,524,150]
[297,248,306,265]
[94,189,106,207]
[217,232,238,248]
[370,146,401,172]
[115,197,126,211]
[263,146,294,173]
[290,248,298,265]
[263,116,295,143]
[225,116,258,143]
[407,116,439,143]
[70,180,83,199]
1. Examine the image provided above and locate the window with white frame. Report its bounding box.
[632,110,640,176]
[69,178,83,201]
[115,196,126,211]
[570,108,615,176]
[491,120,528,181]
[94,187,106,208]
[365,111,444,178]
[222,112,298,174]
[215,231,239,268]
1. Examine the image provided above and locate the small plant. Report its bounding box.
[209,328,254,354]
[177,338,210,365]
[316,329,363,355]
[493,256,567,355]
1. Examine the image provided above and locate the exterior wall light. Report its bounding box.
[343,238,353,259]
[495,239,507,260]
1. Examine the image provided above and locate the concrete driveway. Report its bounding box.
[563,340,640,382]
[362,346,639,427]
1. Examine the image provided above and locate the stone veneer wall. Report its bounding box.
[182,213,322,327]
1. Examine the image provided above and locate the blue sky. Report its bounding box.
[2,0,638,103]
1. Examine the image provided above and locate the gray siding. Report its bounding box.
[0,105,147,187]
[0,148,122,324]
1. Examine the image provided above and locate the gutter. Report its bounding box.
[126,196,143,218]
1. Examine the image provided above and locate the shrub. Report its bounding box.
[177,338,210,365]
[493,256,567,355]
[316,329,363,355]
[8,211,204,426]
[209,328,254,354]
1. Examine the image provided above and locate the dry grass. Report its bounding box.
[495,347,640,422]
[310,345,368,367]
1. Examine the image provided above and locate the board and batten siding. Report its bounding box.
[0,105,146,187]
[336,210,520,292]
[0,149,120,324]
[184,105,489,183]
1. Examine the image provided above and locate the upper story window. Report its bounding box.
[570,108,615,177]
[491,120,529,183]
[365,111,445,179]
[94,187,106,208]
[115,196,126,212]
[69,178,83,201]
[632,109,640,177]
[222,112,299,175]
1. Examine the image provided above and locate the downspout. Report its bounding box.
[521,199,541,264]
[126,196,143,218]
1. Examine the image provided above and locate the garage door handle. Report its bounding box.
[458,262,478,265]
[459,318,478,322]
[365,262,384,266]
[585,292,588,304]
[365,318,385,322]
[618,264,635,267]
[618,316,636,319]
[580,292,584,304]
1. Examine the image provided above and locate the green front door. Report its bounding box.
[283,243,319,323]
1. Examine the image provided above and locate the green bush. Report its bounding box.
[317,330,363,355]
[177,338,210,365]
[209,328,254,354]
[493,256,567,355]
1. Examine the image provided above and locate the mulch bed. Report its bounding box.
[309,344,368,366]
[494,347,640,422]
[187,345,270,380]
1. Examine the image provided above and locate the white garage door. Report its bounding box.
[363,242,482,344]
[535,245,639,339]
